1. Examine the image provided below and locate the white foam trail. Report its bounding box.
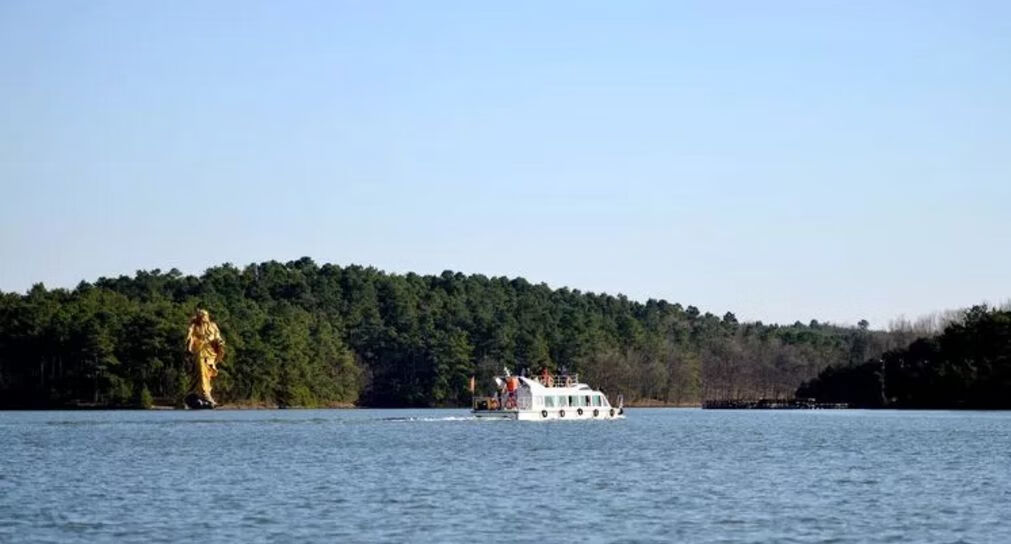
[381,415,481,422]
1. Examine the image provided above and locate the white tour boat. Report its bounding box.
[472,370,624,421]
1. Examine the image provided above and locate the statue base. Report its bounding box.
[184,393,215,410]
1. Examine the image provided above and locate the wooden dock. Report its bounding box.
[702,398,848,410]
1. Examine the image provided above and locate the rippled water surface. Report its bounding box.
[1,409,1009,543]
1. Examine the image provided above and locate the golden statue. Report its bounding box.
[184,309,225,409]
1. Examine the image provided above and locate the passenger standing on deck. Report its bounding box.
[541,367,553,387]
[505,375,518,408]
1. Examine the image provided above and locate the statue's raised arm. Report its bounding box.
[185,309,225,409]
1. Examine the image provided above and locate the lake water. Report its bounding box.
[1,409,1008,543]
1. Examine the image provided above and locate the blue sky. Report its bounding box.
[1,1,1008,327]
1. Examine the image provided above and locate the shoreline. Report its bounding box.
[2,402,699,411]
[3,404,1010,411]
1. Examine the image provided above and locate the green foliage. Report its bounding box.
[136,385,154,409]
[798,306,1011,408]
[0,258,902,408]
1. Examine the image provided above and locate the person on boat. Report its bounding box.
[540,367,553,387]
[504,375,518,409]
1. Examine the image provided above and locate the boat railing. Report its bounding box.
[528,373,580,388]
[472,396,498,411]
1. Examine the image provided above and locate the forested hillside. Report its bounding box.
[797,305,1011,409]
[0,258,904,408]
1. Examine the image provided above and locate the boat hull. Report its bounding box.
[473,408,624,421]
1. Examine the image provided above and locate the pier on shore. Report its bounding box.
[702,398,848,410]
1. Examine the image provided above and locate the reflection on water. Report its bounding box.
[1,409,1009,543]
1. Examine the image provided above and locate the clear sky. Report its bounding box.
[1,1,1008,327]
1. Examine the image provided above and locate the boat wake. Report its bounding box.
[379,415,484,422]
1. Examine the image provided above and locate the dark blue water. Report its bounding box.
[1,409,1008,543]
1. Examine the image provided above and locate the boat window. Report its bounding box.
[592,395,601,407]
[568,395,578,407]
[584,395,591,406]
[558,396,567,408]
[544,396,555,408]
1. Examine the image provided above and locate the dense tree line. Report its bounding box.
[797,306,1011,409]
[0,258,902,408]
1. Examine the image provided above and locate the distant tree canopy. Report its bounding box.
[797,306,1011,409]
[0,258,906,408]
